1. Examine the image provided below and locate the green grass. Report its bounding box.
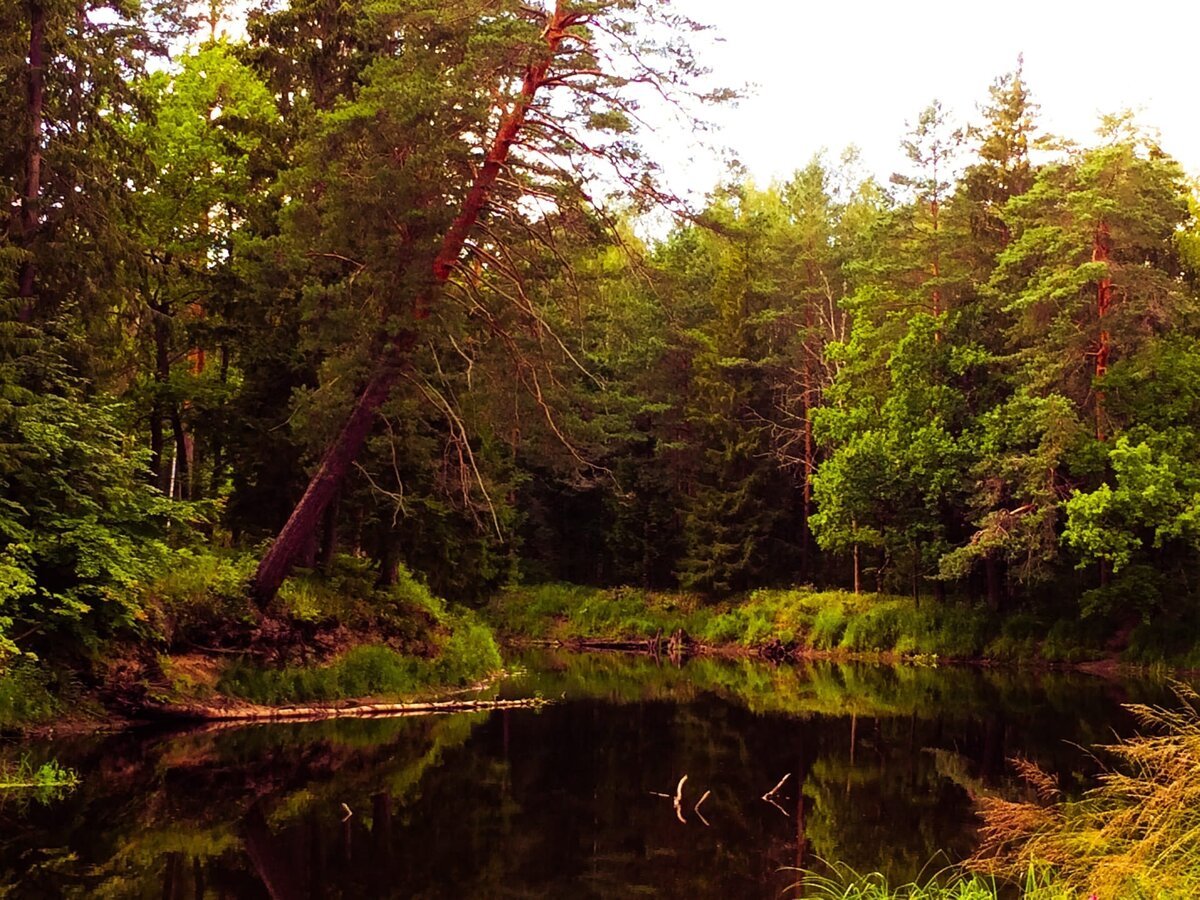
[217,612,502,706]
[485,585,998,659]
[144,549,257,644]
[486,582,1200,666]
[795,863,1071,899]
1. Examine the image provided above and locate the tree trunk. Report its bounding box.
[1093,221,1113,441]
[16,0,46,323]
[852,541,861,595]
[253,357,407,604]
[376,523,400,589]
[149,296,171,489]
[210,345,230,497]
[984,553,1003,612]
[250,3,578,606]
[171,406,190,501]
[318,489,340,575]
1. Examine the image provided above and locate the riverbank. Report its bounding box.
[6,569,1198,737]
[0,553,507,735]
[483,582,1200,672]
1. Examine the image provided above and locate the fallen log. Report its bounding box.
[151,695,551,723]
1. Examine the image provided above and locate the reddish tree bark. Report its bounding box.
[251,3,580,605]
[16,0,46,322]
[1092,221,1113,441]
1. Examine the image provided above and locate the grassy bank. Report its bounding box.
[484,583,1200,667]
[146,554,503,708]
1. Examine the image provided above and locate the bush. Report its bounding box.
[217,611,502,705]
[147,550,256,643]
[0,661,58,729]
[433,612,502,683]
[840,601,905,652]
[1039,619,1108,663]
[984,613,1044,661]
[1124,615,1200,669]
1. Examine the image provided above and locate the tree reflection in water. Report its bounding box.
[0,652,1174,898]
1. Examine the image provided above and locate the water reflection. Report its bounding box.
[0,654,1177,897]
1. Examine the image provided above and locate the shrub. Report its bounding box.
[1039,619,1108,663]
[147,550,256,643]
[984,614,1044,661]
[0,660,58,729]
[840,602,905,652]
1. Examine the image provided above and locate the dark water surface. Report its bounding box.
[0,653,1179,897]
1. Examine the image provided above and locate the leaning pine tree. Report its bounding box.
[251,0,720,604]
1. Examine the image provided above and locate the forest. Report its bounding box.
[4,0,1200,669]
[2,0,1200,895]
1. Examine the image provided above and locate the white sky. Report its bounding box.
[664,0,1200,193]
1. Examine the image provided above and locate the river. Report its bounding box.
[0,651,1176,897]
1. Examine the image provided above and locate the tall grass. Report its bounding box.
[485,585,996,659]
[970,682,1200,898]
[0,660,59,728]
[793,862,1071,899]
[217,613,502,705]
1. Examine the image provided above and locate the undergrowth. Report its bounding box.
[0,755,80,804]
[217,612,501,705]
[486,582,1200,666]
[0,660,60,729]
[485,585,997,659]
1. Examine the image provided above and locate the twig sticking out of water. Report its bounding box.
[762,772,790,801]
[762,772,791,817]
[694,789,711,827]
[673,774,688,824]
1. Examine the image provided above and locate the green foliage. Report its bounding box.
[811,601,850,649]
[218,624,500,706]
[797,863,1070,899]
[0,378,175,652]
[0,660,58,729]
[146,550,257,644]
[982,614,1044,661]
[486,584,1002,659]
[1038,619,1110,663]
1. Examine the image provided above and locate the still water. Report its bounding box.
[0,652,1175,897]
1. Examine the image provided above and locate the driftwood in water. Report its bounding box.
[152,696,550,724]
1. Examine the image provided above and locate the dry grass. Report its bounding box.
[970,682,1200,898]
